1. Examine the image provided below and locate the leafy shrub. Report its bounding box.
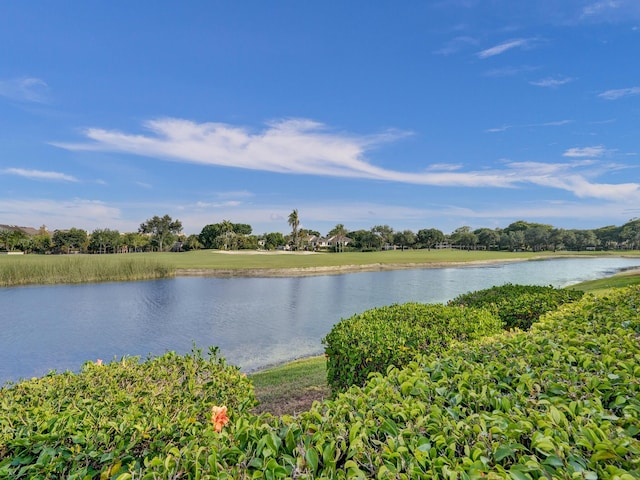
[449,283,584,330]
[322,303,502,392]
[0,347,255,479]
[219,286,638,478]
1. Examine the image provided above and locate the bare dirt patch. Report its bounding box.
[252,384,331,416]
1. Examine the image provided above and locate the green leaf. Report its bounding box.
[304,448,318,473]
[494,445,515,462]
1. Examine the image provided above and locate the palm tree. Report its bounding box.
[220,219,235,250]
[288,209,300,250]
[329,223,348,252]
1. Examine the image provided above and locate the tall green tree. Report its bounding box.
[288,209,300,250]
[0,229,10,251]
[89,228,121,254]
[620,219,640,250]
[371,225,394,248]
[593,225,621,250]
[199,224,222,249]
[219,219,235,250]
[139,215,182,252]
[328,224,349,252]
[449,226,477,250]
[199,222,254,250]
[263,232,285,250]
[524,226,551,252]
[184,234,203,250]
[122,232,149,252]
[232,223,252,235]
[474,228,501,250]
[416,228,445,250]
[52,228,89,254]
[7,230,30,251]
[393,230,416,250]
[502,230,525,251]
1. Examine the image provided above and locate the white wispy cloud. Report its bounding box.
[0,77,49,103]
[433,36,478,55]
[53,117,516,188]
[582,0,622,17]
[503,160,639,201]
[52,117,638,202]
[562,146,607,157]
[598,86,640,100]
[485,125,512,133]
[477,38,534,59]
[540,120,573,127]
[485,119,571,133]
[1,168,78,182]
[579,0,640,21]
[530,76,574,88]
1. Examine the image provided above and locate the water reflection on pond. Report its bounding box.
[2,256,639,384]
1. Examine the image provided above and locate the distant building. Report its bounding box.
[303,234,352,251]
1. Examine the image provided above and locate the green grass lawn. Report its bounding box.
[249,356,329,416]
[123,248,631,271]
[571,267,640,293]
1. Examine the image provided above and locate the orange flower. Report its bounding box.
[211,405,229,432]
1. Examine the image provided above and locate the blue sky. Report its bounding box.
[1,1,639,236]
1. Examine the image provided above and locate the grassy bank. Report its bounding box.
[4,249,639,286]
[0,254,174,287]
[249,356,329,416]
[570,266,640,293]
[162,248,640,273]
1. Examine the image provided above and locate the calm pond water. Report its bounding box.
[2,257,639,385]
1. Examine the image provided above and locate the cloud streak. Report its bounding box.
[2,168,78,182]
[53,117,639,202]
[485,119,572,133]
[0,77,49,103]
[477,38,534,58]
[530,76,574,88]
[433,36,478,55]
[562,146,606,157]
[598,86,640,100]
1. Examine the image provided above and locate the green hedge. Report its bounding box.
[322,303,503,392]
[0,348,255,479]
[449,283,584,330]
[288,287,640,478]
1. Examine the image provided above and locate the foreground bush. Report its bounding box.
[449,283,584,330]
[322,303,502,392]
[0,348,255,479]
[252,287,638,478]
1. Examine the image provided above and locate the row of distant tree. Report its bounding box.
[2,214,640,254]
